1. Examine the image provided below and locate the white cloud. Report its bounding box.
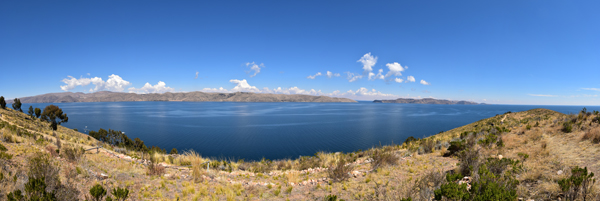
[230,79,260,92]
[385,62,406,77]
[406,76,416,83]
[246,62,264,77]
[528,94,557,97]
[346,72,363,82]
[420,80,430,85]
[128,81,175,94]
[60,74,131,92]
[86,73,91,76]
[357,52,377,74]
[201,87,229,93]
[368,69,385,80]
[582,88,600,91]
[195,72,199,79]
[394,78,404,83]
[326,71,340,78]
[307,72,322,79]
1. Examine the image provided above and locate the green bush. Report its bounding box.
[0,143,7,152]
[324,194,346,201]
[562,122,573,133]
[88,184,107,201]
[558,166,595,201]
[111,187,129,201]
[444,140,466,157]
[169,148,178,155]
[8,177,57,201]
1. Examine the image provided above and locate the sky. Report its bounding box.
[1,1,599,105]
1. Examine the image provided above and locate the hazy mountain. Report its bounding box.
[8,91,357,103]
[373,98,482,105]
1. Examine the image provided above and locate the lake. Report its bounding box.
[22,101,599,160]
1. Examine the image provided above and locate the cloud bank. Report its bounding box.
[128,81,175,94]
[60,74,131,92]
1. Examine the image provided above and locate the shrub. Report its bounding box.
[28,152,61,191]
[61,145,85,163]
[88,184,107,201]
[147,154,165,176]
[582,128,600,144]
[8,177,57,201]
[111,187,129,201]
[444,140,466,157]
[169,148,178,155]
[0,96,5,109]
[0,151,14,160]
[404,136,417,145]
[371,149,398,170]
[324,194,346,201]
[458,147,480,176]
[298,156,321,170]
[420,138,436,154]
[327,156,353,183]
[558,166,595,201]
[0,143,7,152]
[562,121,573,133]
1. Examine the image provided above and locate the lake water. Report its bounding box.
[22,102,599,160]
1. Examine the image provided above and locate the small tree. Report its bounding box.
[41,105,68,130]
[28,106,34,118]
[0,96,6,109]
[12,98,22,112]
[170,148,178,155]
[35,107,42,118]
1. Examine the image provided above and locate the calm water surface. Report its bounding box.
[23,102,600,160]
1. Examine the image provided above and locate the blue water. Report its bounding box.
[21,102,600,160]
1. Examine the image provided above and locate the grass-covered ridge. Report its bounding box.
[1,106,600,200]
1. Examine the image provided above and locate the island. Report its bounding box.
[373,98,483,105]
[8,91,357,103]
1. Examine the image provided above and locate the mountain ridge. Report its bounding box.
[7,91,357,103]
[373,97,483,105]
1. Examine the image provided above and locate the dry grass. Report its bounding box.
[582,127,600,143]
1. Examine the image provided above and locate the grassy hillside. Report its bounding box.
[1,106,599,200]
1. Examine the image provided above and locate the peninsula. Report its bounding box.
[373,98,482,105]
[8,91,357,103]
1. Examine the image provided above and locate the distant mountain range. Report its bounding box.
[7,91,357,103]
[373,98,483,105]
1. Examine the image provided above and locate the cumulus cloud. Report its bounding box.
[60,74,131,92]
[394,78,404,83]
[326,71,340,78]
[128,81,175,94]
[307,72,322,79]
[230,79,260,92]
[357,52,377,74]
[406,76,416,83]
[385,62,406,77]
[368,69,385,80]
[246,62,264,77]
[195,72,199,79]
[346,72,363,82]
[420,80,430,85]
[201,87,229,93]
[528,94,557,97]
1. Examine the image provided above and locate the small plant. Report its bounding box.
[371,149,398,170]
[285,186,293,194]
[147,154,165,176]
[562,121,573,133]
[88,184,107,201]
[324,194,346,201]
[111,187,130,201]
[526,124,531,130]
[558,166,595,201]
[8,177,57,201]
[327,156,353,183]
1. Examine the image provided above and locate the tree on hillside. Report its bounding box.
[28,106,34,118]
[35,107,41,118]
[12,98,22,112]
[41,105,69,130]
[0,96,6,109]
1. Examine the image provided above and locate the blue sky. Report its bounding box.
[1,1,599,105]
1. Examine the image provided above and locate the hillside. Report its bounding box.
[1,106,600,200]
[7,91,357,103]
[374,98,482,105]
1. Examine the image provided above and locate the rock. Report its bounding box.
[557,170,563,175]
[98,173,108,180]
[498,155,503,159]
